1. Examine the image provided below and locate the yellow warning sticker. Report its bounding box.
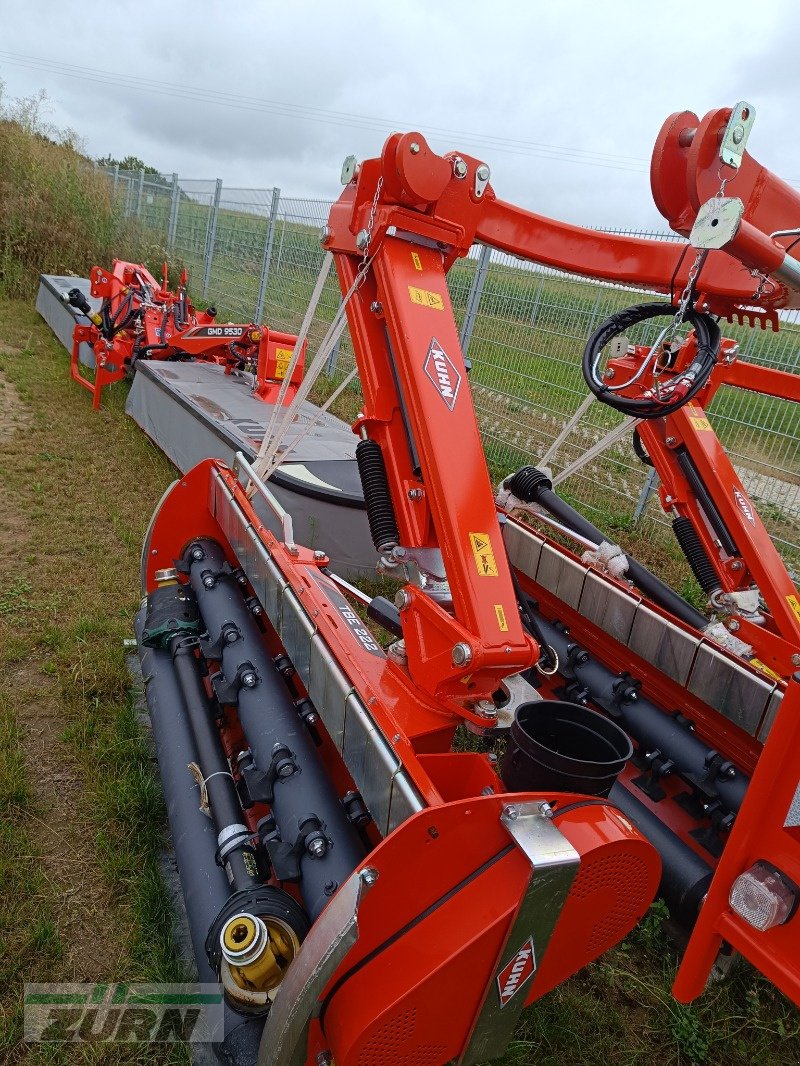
[408,285,444,310]
[275,346,292,379]
[690,415,712,431]
[411,252,423,271]
[750,658,782,682]
[788,594,800,624]
[495,604,509,631]
[469,532,499,577]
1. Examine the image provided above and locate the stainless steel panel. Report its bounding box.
[688,643,774,735]
[387,771,425,834]
[342,693,400,837]
[628,604,699,686]
[503,520,544,581]
[784,779,800,828]
[460,806,580,1065]
[578,571,639,646]
[758,688,784,743]
[279,588,316,683]
[245,527,285,629]
[536,543,587,610]
[307,636,351,752]
[259,868,373,1066]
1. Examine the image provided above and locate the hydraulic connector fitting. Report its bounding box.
[220,912,299,994]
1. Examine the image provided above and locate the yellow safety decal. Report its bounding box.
[495,604,509,632]
[788,594,800,625]
[411,252,423,271]
[408,285,444,310]
[469,532,499,577]
[275,346,293,379]
[689,415,712,431]
[750,658,782,682]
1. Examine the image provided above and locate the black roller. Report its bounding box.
[522,601,749,815]
[135,610,265,1065]
[610,783,713,926]
[186,540,365,920]
[506,466,709,632]
[356,438,400,552]
[672,516,721,596]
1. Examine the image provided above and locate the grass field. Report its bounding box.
[2,299,800,1064]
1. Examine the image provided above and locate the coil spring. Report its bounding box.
[356,439,400,552]
[672,516,721,595]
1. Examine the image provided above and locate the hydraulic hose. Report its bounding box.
[582,302,720,418]
[506,466,709,631]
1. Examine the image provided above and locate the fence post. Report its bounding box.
[254,187,281,322]
[135,168,145,218]
[632,467,659,524]
[459,243,491,355]
[202,178,223,300]
[167,173,180,251]
[112,163,119,192]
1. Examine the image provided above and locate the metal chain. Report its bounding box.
[354,176,384,289]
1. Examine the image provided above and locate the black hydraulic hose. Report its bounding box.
[170,635,260,893]
[506,467,709,632]
[523,600,749,815]
[582,302,720,419]
[675,448,739,558]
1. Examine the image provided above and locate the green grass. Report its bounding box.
[0,301,189,1064]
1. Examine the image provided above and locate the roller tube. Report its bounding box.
[186,540,365,920]
[609,783,713,926]
[135,610,265,1065]
[525,602,749,814]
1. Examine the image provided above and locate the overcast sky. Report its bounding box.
[2,0,799,230]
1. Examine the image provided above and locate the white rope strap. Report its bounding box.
[251,263,364,482]
[256,250,334,466]
[551,414,642,487]
[539,392,595,469]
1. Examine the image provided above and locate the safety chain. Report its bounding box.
[354,176,384,289]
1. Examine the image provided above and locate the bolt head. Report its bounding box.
[504,804,519,820]
[360,866,379,886]
[452,642,473,667]
[191,547,205,561]
[202,575,215,589]
[313,550,326,560]
[726,766,736,778]
[666,436,676,446]
[792,653,800,668]
[370,300,383,313]
[409,142,420,155]
[732,124,745,145]
[307,837,327,858]
[395,589,411,611]
[319,225,332,244]
[476,164,490,180]
[452,156,468,179]
[306,712,319,725]
[728,619,741,632]
[241,671,257,688]
[225,629,238,643]
[355,228,369,250]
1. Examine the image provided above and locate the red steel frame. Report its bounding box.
[71,259,306,409]
[141,103,800,1045]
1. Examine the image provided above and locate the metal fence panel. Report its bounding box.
[99,168,800,566]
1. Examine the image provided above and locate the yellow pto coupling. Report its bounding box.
[220,912,298,993]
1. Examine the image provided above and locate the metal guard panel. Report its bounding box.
[210,471,424,834]
[259,868,371,1066]
[505,516,782,739]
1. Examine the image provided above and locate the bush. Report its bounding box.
[0,83,165,299]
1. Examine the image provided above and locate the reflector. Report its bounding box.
[729,862,796,932]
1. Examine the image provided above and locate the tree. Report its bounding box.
[96,154,163,177]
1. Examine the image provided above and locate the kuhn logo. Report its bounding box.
[497,937,536,1008]
[423,338,461,411]
[733,487,756,525]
